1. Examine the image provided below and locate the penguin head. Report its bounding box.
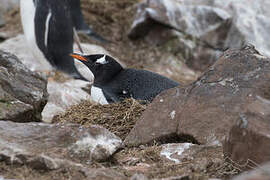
[70,53,123,84]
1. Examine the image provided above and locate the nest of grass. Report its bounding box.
[53,98,146,140]
[214,157,259,178]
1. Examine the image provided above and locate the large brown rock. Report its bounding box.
[0,50,48,122]
[124,87,186,146]
[224,101,270,166]
[125,45,270,148]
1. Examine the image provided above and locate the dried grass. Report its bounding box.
[215,156,259,178]
[53,98,146,140]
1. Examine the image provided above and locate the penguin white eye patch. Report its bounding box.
[96,55,108,64]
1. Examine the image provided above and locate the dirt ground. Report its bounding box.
[0,144,242,180]
[0,0,242,179]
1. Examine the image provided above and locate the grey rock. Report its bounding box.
[130,173,149,180]
[129,0,270,71]
[160,143,198,163]
[215,0,270,58]
[0,0,19,13]
[129,0,231,71]
[0,121,122,169]
[68,125,123,162]
[125,46,270,148]
[129,0,231,44]
[160,143,219,175]
[0,50,48,122]
[42,79,91,123]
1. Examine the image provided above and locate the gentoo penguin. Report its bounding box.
[20,0,87,80]
[70,53,179,104]
[68,0,107,43]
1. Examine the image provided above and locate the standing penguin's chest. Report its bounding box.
[90,86,109,105]
[20,0,52,70]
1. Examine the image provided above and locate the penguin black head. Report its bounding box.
[70,53,123,85]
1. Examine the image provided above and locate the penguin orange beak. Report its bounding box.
[70,53,87,61]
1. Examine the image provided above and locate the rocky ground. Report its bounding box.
[0,0,270,180]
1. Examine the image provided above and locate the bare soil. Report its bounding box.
[0,145,242,180]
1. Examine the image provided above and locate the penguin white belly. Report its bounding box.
[91,86,108,105]
[20,0,52,71]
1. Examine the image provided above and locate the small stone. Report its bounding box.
[160,143,195,163]
[130,173,149,180]
[68,127,122,162]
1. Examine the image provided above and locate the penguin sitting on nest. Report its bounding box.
[70,53,179,104]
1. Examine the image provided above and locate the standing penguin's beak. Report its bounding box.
[70,53,87,61]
